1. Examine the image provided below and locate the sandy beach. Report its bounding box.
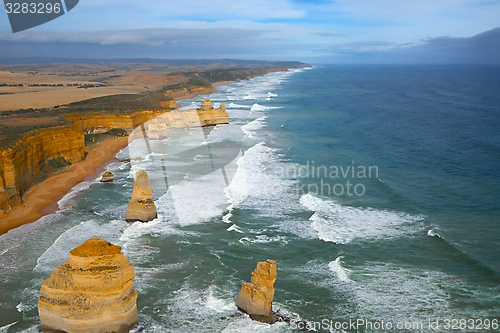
[0,137,129,236]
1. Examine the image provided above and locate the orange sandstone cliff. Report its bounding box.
[0,127,85,211]
[64,99,228,135]
[62,110,168,134]
[0,99,228,215]
[142,100,228,138]
[38,238,139,333]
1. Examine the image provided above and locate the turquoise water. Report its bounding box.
[1,65,500,332]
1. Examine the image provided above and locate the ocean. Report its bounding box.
[1,65,500,332]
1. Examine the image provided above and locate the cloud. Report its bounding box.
[314,32,346,37]
[316,26,500,63]
[0,10,498,64]
[0,27,315,59]
[410,26,500,63]
[0,28,268,46]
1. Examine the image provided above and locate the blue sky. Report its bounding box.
[1,0,499,63]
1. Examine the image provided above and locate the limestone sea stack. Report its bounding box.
[100,171,114,182]
[236,259,277,321]
[200,98,213,111]
[125,169,157,222]
[38,238,139,333]
[197,99,229,126]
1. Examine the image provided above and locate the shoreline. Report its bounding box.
[0,71,278,236]
[0,137,129,236]
[0,81,236,236]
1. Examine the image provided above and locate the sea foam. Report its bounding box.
[300,193,425,244]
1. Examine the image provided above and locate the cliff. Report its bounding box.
[64,100,228,135]
[142,99,228,139]
[236,260,277,321]
[38,238,139,333]
[0,127,85,211]
[62,110,168,134]
[0,99,228,215]
[160,98,178,109]
[125,169,157,222]
[162,86,214,100]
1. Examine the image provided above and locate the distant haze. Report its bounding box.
[0,0,499,64]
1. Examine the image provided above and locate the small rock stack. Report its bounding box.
[38,238,139,333]
[219,103,226,113]
[100,171,114,182]
[236,259,277,321]
[125,169,157,222]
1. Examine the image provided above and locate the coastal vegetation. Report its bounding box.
[84,128,128,146]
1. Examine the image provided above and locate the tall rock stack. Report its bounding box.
[125,169,157,222]
[38,238,139,333]
[219,103,226,113]
[200,98,213,111]
[236,260,277,321]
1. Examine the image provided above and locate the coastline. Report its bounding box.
[0,137,129,236]
[0,80,238,236]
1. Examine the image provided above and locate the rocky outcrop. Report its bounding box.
[100,171,114,182]
[125,169,157,222]
[197,101,228,126]
[38,238,139,333]
[236,260,277,321]
[0,127,85,211]
[160,99,178,109]
[130,99,229,141]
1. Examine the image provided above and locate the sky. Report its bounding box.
[0,0,499,63]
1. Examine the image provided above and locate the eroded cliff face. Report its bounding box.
[64,102,228,135]
[38,238,139,333]
[63,110,168,134]
[140,100,229,139]
[0,127,85,211]
[160,98,178,109]
[0,99,229,215]
[162,86,214,99]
